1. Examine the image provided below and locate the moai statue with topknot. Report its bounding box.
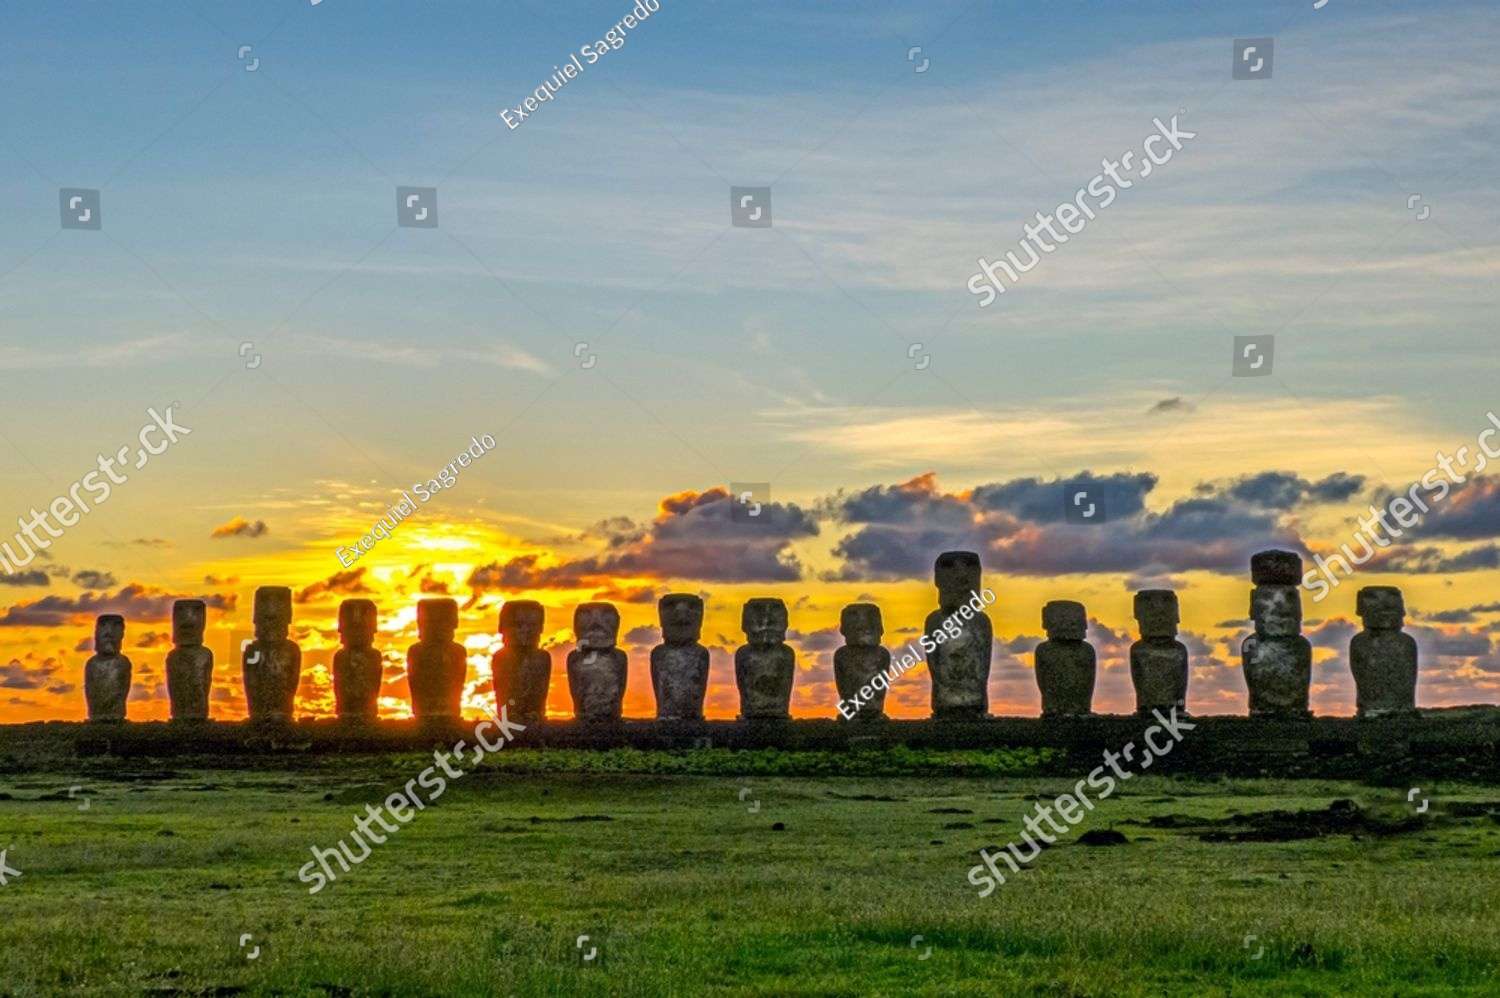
[334,599,382,719]
[1035,600,1095,718]
[492,600,552,724]
[651,594,709,720]
[165,599,213,721]
[84,614,131,722]
[243,587,301,721]
[1130,590,1188,715]
[1242,550,1312,719]
[407,598,466,719]
[568,602,628,722]
[735,598,795,719]
[926,551,993,719]
[1350,586,1418,719]
[834,603,890,721]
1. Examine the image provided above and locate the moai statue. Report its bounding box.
[1034,600,1095,718]
[651,594,709,721]
[84,614,131,722]
[165,599,213,721]
[333,599,382,720]
[492,600,552,724]
[1241,550,1312,719]
[1350,586,1419,719]
[1130,590,1188,715]
[834,603,891,721]
[567,602,628,722]
[407,598,467,719]
[926,551,993,719]
[243,587,301,721]
[735,598,795,719]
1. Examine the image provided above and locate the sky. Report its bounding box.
[1,0,1497,721]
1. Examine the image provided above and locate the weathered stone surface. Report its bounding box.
[493,600,552,724]
[735,598,795,719]
[1251,549,1303,587]
[165,599,212,721]
[927,551,992,719]
[85,614,131,722]
[333,599,382,719]
[568,602,628,722]
[407,598,466,719]
[651,594,708,721]
[1036,600,1095,717]
[1351,586,1418,719]
[1131,590,1188,714]
[1243,583,1312,718]
[834,603,891,721]
[243,587,301,721]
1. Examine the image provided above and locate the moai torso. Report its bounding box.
[834,603,890,720]
[927,551,993,719]
[1035,600,1095,717]
[735,598,795,719]
[84,614,131,722]
[1350,586,1418,718]
[1241,551,1311,719]
[243,587,301,720]
[333,599,382,719]
[1130,589,1188,714]
[492,600,552,724]
[651,594,709,720]
[407,598,467,718]
[567,602,627,722]
[165,599,213,721]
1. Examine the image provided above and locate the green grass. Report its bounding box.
[1,750,1497,996]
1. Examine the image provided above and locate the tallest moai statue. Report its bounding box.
[1242,550,1312,719]
[925,551,994,719]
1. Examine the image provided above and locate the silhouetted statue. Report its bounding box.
[926,551,993,719]
[84,614,131,722]
[735,598,795,719]
[651,594,709,720]
[165,599,212,721]
[1035,600,1095,717]
[568,602,627,722]
[1242,550,1312,719]
[1130,589,1188,715]
[834,603,890,721]
[243,587,301,721]
[492,600,552,724]
[334,599,382,719]
[407,598,466,719]
[1350,586,1419,719]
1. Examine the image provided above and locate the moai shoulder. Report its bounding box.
[735,598,795,720]
[834,603,891,721]
[334,598,382,720]
[84,614,131,722]
[165,599,213,722]
[493,600,551,724]
[1034,600,1094,718]
[1129,589,1188,715]
[568,602,628,722]
[651,594,709,721]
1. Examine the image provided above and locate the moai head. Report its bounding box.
[574,602,621,650]
[499,600,545,650]
[1250,585,1302,637]
[741,598,789,646]
[253,587,293,641]
[839,603,883,647]
[1357,586,1405,631]
[658,594,704,645]
[934,551,982,608]
[339,599,377,648]
[94,614,125,656]
[417,598,459,643]
[1042,600,1087,641]
[1251,549,1303,587]
[1134,590,1180,639]
[172,600,206,647]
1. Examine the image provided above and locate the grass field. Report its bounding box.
[1,749,1497,996]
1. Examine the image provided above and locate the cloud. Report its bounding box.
[297,568,375,604]
[0,585,237,628]
[211,517,269,539]
[0,658,57,690]
[1146,397,1193,415]
[72,570,117,590]
[0,571,49,587]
